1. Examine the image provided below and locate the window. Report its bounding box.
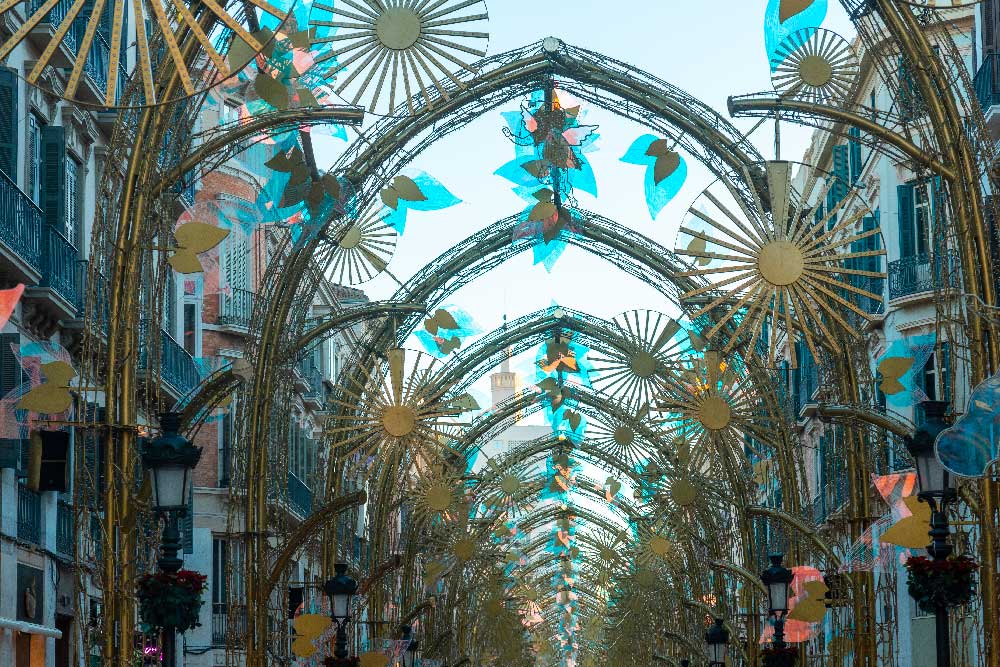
[212,538,228,606]
[65,157,82,247]
[183,302,197,355]
[26,114,44,205]
[920,343,952,403]
[218,407,232,486]
[898,180,935,259]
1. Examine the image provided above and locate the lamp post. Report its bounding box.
[324,563,359,667]
[704,618,729,667]
[400,624,420,667]
[141,412,202,667]
[760,553,794,649]
[906,400,956,667]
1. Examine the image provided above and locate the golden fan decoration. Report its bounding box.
[326,348,462,466]
[591,310,693,412]
[586,413,658,473]
[0,0,288,107]
[409,467,465,523]
[654,351,775,467]
[328,205,398,285]
[675,160,883,365]
[634,525,678,568]
[309,0,490,115]
[771,28,859,106]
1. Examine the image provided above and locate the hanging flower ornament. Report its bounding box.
[904,555,979,614]
[136,570,208,633]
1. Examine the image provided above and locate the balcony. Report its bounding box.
[218,288,254,332]
[888,251,960,302]
[287,472,313,517]
[0,169,43,277]
[975,53,1000,139]
[17,484,41,545]
[57,500,74,556]
[300,362,325,409]
[138,322,201,398]
[212,603,247,646]
[31,224,79,314]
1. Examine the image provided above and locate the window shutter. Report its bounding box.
[0,68,17,179]
[0,333,22,398]
[848,127,863,183]
[182,483,194,554]
[832,145,849,202]
[41,125,67,229]
[987,0,997,52]
[897,183,915,257]
[941,341,952,403]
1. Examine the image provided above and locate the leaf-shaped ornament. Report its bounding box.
[169,223,231,274]
[686,236,712,267]
[255,72,290,109]
[878,356,915,395]
[780,0,815,23]
[880,495,931,548]
[359,652,390,667]
[18,361,77,413]
[381,176,428,210]
[787,580,829,623]
[291,636,318,658]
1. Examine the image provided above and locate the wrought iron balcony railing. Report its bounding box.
[218,288,254,329]
[41,225,79,305]
[57,500,74,556]
[0,169,43,271]
[138,321,201,397]
[287,472,313,517]
[17,484,41,545]
[887,251,961,301]
[976,53,1000,112]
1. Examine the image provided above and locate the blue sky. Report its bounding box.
[314,0,855,397]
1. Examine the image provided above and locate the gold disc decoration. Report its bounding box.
[654,351,775,467]
[591,310,692,412]
[675,161,883,365]
[309,0,490,115]
[0,0,289,107]
[328,205,398,285]
[770,28,859,106]
[327,348,462,466]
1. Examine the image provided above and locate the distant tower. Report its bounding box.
[490,318,521,419]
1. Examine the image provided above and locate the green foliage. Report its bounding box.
[137,569,208,633]
[905,555,978,614]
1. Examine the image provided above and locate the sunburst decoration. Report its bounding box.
[654,350,775,467]
[591,310,695,412]
[309,0,490,115]
[770,28,859,106]
[326,348,463,467]
[0,0,289,106]
[585,413,660,473]
[675,160,883,365]
[327,205,398,284]
[409,466,466,524]
[634,525,679,568]
[477,454,543,521]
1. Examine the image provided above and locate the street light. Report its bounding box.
[400,624,420,667]
[141,412,202,667]
[704,618,729,667]
[760,553,794,649]
[324,563,359,662]
[905,400,956,667]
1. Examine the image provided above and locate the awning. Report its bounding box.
[0,617,62,638]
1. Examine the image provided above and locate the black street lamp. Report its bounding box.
[400,624,420,667]
[324,563,359,667]
[906,400,956,667]
[704,618,729,667]
[141,412,202,667]
[760,553,794,649]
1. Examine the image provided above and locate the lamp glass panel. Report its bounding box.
[151,463,189,510]
[707,643,727,663]
[333,593,352,619]
[769,581,790,613]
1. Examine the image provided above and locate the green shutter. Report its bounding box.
[941,341,952,403]
[183,484,194,554]
[848,128,863,182]
[898,183,915,257]
[832,145,849,201]
[41,125,66,229]
[0,332,22,398]
[0,67,17,179]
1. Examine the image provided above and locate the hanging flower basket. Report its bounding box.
[136,570,208,633]
[762,646,798,667]
[905,555,978,614]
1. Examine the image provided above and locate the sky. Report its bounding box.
[313,0,856,404]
